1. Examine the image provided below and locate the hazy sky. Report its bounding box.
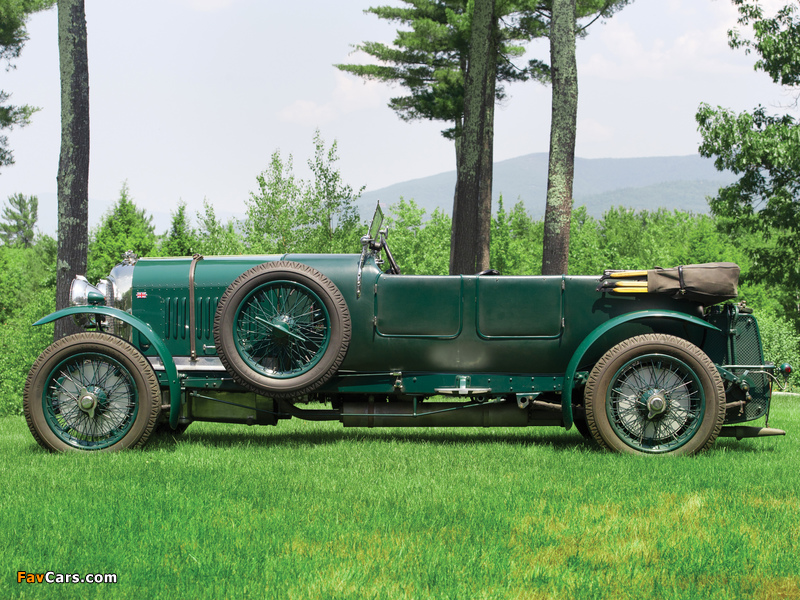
[0,0,794,234]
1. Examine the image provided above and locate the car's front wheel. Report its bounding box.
[23,333,161,452]
[584,334,725,455]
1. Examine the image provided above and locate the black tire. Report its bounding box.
[584,334,725,456]
[23,333,161,452]
[214,261,351,398]
[571,386,593,441]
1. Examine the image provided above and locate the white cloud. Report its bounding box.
[279,71,387,126]
[579,0,764,82]
[331,71,386,110]
[279,99,337,126]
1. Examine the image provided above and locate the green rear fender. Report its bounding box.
[561,310,721,429]
[33,307,182,429]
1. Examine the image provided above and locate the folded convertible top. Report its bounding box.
[597,262,740,305]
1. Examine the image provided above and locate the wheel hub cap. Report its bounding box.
[271,315,294,338]
[78,387,98,419]
[642,390,669,419]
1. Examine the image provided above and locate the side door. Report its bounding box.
[374,274,463,338]
[475,276,564,339]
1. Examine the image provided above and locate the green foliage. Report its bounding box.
[0,93,36,166]
[0,192,37,247]
[567,206,606,275]
[337,0,548,139]
[0,292,53,416]
[385,198,451,275]
[336,0,628,139]
[304,133,363,253]
[567,207,747,276]
[87,182,156,282]
[490,197,544,275]
[697,0,800,290]
[490,204,747,278]
[158,201,198,257]
[0,0,55,63]
[0,236,56,416]
[386,199,731,279]
[490,195,510,272]
[245,150,303,254]
[727,0,800,87]
[194,200,245,256]
[754,309,800,390]
[245,131,363,255]
[0,235,55,322]
[697,103,800,286]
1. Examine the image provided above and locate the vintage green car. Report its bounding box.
[23,205,789,455]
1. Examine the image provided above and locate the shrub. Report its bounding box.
[0,292,54,416]
[754,309,800,391]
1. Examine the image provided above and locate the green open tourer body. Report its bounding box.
[23,205,790,455]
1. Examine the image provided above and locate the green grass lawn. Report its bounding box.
[2,395,799,600]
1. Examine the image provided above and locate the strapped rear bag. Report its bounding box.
[647,262,740,304]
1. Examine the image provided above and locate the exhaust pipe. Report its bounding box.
[718,426,786,440]
[341,401,529,428]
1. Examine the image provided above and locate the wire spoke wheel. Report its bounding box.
[585,334,725,456]
[606,354,704,453]
[24,333,160,452]
[215,261,351,398]
[235,280,330,378]
[43,353,138,449]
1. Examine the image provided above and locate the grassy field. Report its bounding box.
[2,395,799,600]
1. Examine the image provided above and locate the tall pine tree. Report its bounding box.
[55,0,89,340]
[338,0,630,274]
[542,0,578,275]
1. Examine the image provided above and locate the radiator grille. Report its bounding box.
[727,313,770,423]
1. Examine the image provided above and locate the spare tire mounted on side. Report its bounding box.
[214,261,351,398]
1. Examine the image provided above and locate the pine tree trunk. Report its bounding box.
[55,0,89,340]
[477,58,496,272]
[542,0,577,276]
[450,0,496,275]
[451,126,461,258]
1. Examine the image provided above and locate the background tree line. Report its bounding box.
[1,129,799,416]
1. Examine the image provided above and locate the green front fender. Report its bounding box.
[561,310,721,429]
[33,307,182,429]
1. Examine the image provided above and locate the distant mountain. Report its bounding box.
[34,153,736,238]
[358,153,737,218]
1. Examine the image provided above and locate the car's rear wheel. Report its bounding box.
[23,333,161,452]
[584,334,725,455]
[214,261,351,398]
